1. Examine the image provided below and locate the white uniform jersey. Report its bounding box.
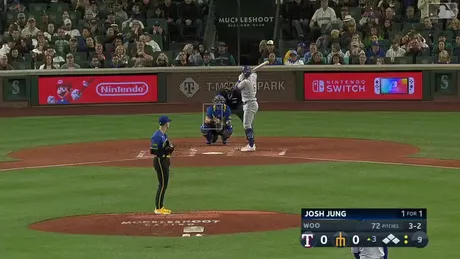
[237,73,257,103]
[351,247,385,259]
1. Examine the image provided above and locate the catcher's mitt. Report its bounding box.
[164,140,175,155]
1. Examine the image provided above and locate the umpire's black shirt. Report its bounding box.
[218,89,243,110]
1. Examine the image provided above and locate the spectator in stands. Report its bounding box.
[437,32,452,50]
[109,55,128,68]
[358,53,368,64]
[202,50,215,66]
[67,38,79,54]
[344,41,365,60]
[21,18,40,38]
[8,48,23,64]
[39,54,58,69]
[158,0,179,30]
[45,48,65,67]
[382,19,393,39]
[104,12,117,30]
[90,56,103,68]
[84,37,96,52]
[340,20,358,47]
[95,43,107,63]
[139,0,155,14]
[268,53,282,65]
[152,21,166,40]
[386,39,406,59]
[189,45,204,65]
[134,57,146,67]
[318,29,341,53]
[331,53,344,65]
[284,50,304,65]
[115,45,130,65]
[366,41,385,61]
[448,18,460,36]
[54,28,70,57]
[152,6,165,19]
[155,52,169,67]
[310,0,337,39]
[304,42,322,62]
[0,55,14,70]
[18,38,33,55]
[177,0,203,40]
[175,51,193,66]
[283,43,306,64]
[437,50,451,63]
[454,36,460,56]
[258,40,269,64]
[306,51,325,64]
[286,0,312,39]
[214,42,236,66]
[61,53,81,69]
[44,24,56,42]
[16,13,27,30]
[404,6,419,23]
[0,39,15,56]
[266,40,276,55]
[327,43,345,63]
[31,42,46,63]
[114,2,129,23]
[364,27,383,48]
[133,41,153,64]
[376,57,385,65]
[131,4,146,25]
[64,19,81,37]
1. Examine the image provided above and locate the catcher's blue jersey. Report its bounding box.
[206,105,231,122]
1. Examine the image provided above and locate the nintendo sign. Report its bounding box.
[304,72,423,100]
[38,75,158,105]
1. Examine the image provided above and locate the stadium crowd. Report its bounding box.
[0,0,459,69]
[269,0,460,65]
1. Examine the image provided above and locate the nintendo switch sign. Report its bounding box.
[38,75,158,105]
[304,72,423,100]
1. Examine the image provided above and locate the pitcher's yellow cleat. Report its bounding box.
[154,207,172,214]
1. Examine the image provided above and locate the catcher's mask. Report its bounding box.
[213,94,226,105]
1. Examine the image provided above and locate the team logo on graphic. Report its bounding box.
[312,80,325,93]
[179,77,200,97]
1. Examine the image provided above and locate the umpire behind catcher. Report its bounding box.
[150,115,175,215]
[218,84,244,122]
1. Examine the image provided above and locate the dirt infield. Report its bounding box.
[3,101,460,117]
[2,137,460,172]
[6,136,460,237]
[29,210,299,237]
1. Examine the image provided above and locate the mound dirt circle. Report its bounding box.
[29,211,299,237]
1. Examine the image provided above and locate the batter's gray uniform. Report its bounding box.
[236,72,259,129]
[351,247,385,259]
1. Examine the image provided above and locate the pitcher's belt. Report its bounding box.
[243,100,257,105]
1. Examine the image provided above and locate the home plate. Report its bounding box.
[202,152,224,155]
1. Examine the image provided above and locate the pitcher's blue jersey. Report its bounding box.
[206,105,231,122]
[150,130,169,156]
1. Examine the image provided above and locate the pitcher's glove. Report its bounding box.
[164,141,175,155]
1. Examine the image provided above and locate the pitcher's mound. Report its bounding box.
[29,210,299,237]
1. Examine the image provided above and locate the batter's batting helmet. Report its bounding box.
[242,66,251,78]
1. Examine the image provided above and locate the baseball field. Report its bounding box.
[0,105,459,259]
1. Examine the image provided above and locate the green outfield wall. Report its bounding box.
[0,65,459,107]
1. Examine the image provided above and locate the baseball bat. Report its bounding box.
[251,60,269,72]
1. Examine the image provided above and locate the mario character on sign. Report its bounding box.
[47,79,91,104]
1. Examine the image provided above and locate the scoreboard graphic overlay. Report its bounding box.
[300,209,428,248]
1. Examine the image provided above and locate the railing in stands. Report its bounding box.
[203,0,217,51]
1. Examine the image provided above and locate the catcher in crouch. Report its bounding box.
[200,95,233,144]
